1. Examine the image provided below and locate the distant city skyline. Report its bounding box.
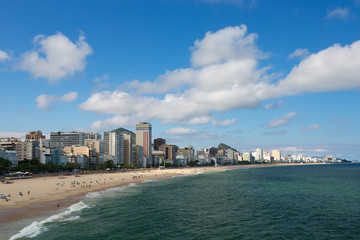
[1,0,360,160]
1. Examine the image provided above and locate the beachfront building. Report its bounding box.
[152,150,165,166]
[177,146,195,165]
[154,138,166,151]
[103,131,124,166]
[39,149,51,164]
[158,144,178,162]
[50,148,67,165]
[111,128,136,166]
[0,147,18,167]
[136,122,152,167]
[242,152,252,162]
[263,152,271,162]
[256,148,263,162]
[134,145,144,167]
[15,141,40,161]
[272,149,281,162]
[84,140,103,166]
[50,132,85,149]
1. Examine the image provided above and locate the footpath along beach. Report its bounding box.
[0,164,321,224]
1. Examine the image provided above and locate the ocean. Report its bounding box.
[1,164,360,240]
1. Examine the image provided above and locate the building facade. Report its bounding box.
[103,131,124,165]
[50,132,85,149]
[15,141,40,161]
[136,122,152,166]
[159,144,178,161]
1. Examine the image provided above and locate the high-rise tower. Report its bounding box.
[136,122,152,167]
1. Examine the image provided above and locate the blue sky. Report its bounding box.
[1,0,360,159]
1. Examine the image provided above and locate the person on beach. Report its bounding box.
[28,190,30,195]
[57,203,60,208]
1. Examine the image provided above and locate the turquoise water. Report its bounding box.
[3,164,360,240]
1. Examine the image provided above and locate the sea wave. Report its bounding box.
[142,179,154,183]
[9,201,89,240]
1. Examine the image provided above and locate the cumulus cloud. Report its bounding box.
[264,100,283,110]
[20,32,92,84]
[302,124,320,131]
[274,40,360,95]
[164,127,199,135]
[268,112,297,128]
[288,48,310,60]
[90,115,138,131]
[0,50,10,62]
[211,118,237,127]
[325,7,350,20]
[80,24,360,130]
[36,91,78,110]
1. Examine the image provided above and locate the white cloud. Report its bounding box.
[264,100,283,110]
[280,146,304,152]
[80,25,360,130]
[325,7,350,20]
[268,112,297,128]
[274,40,360,95]
[0,50,10,62]
[288,48,310,60]
[0,132,26,139]
[302,124,320,131]
[61,92,78,102]
[211,118,237,127]
[20,32,92,84]
[90,115,137,131]
[311,148,330,153]
[164,127,199,135]
[191,25,263,67]
[36,91,78,110]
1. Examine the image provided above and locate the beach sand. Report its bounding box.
[0,164,319,224]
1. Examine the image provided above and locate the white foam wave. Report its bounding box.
[142,179,154,183]
[128,182,136,187]
[86,191,102,198]
[59,215,80,222]
[197,171,204,174]
[10,201,89,240]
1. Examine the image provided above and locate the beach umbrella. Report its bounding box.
[19,192,22,193]
[0,194,3,195]
[4,196,7,198]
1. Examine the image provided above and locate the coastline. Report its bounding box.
[0,163,323,225]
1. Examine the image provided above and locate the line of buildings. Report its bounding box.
[0,123,343,169]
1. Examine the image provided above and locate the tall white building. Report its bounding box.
[272,149,281,162]
[256,148,263,162]
[103,131,124,165]
[136,122,152,167]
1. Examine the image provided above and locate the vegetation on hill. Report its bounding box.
[217,143,238,152]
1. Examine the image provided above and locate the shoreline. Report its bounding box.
[0,163,324,225]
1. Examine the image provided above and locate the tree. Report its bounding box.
[0,157,11,173]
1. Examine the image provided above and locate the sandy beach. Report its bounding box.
[0,164,320,224]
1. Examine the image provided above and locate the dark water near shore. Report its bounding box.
[3,164,360,240]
